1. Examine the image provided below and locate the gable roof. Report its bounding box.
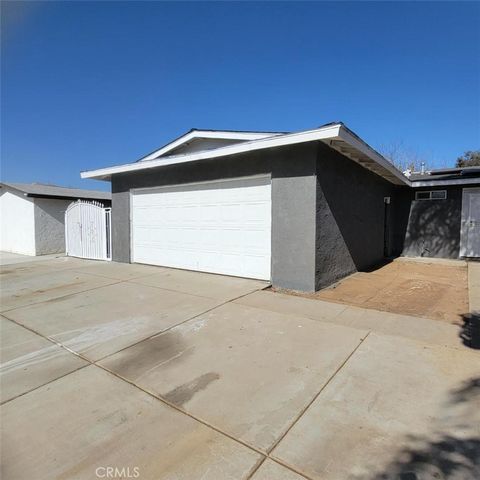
[81,123,409,185]
[1,182,111,201]
[137,128,286,161]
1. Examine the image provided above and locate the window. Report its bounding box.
[415,190,447,200]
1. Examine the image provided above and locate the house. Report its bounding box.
[397,167,480,260]
[0,183,111,256]
[81,123,480,292]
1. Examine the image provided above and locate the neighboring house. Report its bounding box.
[0,183,111,256]
[397,167,480,260]
[81,123,480,292]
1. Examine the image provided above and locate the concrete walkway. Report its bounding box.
[1,258,478,480]
[469,261,480,314]
[0,251,64,266]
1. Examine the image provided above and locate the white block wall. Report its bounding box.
[0,190,36,255]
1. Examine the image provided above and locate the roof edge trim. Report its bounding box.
[80,123,410,186]
[81,124,343,180]
[138,129,285,162]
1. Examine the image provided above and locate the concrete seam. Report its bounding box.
[0,363,89,406]
[229,298,366,335]
[94,287,265,363]
[3,299,314,480]
[244,456,268,480]
[0,278,124,314]
[265,331,371,455]
[96,364,315,480]
[126,279,227,301]
[65,268,167,282]
[64,269,163,282]
[1,314,265,454]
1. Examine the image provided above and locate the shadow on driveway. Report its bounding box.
[363,377,480,480]
[458,313,480,350]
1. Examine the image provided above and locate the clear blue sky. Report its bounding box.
[2,1,479,191]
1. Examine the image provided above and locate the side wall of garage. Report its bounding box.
[314,143,398,289]
[111,143,319,291]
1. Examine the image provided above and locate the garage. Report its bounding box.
[131,175,271,280]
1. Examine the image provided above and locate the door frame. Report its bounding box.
[460,187,480,258]
[129,174,273,275]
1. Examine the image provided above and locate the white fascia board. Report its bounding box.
[411,178,480,187]
[336,126,409,185]
[139,130,283,161]
[81,124,342,180]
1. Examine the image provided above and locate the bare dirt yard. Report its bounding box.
[285,258,469,324]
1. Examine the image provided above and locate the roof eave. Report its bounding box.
[81,124,342,180]
[81,123,410,186]
[23,193,111,201]
[411,178,480,187]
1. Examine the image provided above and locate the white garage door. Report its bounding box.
[131,176,271,280]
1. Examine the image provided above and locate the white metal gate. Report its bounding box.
[65,200,111,260]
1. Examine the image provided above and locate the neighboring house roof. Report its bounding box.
[0,182,111,201]
[409,166,480,187]
[81,123,410,186]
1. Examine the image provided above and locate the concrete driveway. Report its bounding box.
[1,257,479,480]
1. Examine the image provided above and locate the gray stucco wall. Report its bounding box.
[33,198,72,255]
[112,143,319,291]
[111,190,131,263]
[397,186,462,259]
[314,143,397,289]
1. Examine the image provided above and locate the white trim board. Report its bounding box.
[139,130,283,161]
[130,174,272,194]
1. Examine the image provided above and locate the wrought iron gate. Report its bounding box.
[65,200,111,260]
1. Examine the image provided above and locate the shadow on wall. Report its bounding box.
[402,200,461,259]
[459,313,480,350]
[315,143,394,285]
[359,377,480,480]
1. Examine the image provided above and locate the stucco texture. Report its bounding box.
[314,143,397,290]
[396,187,462,259]
[34,198,72,255]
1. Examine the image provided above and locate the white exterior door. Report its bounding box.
[461,188,480,258]
[131,176,271,280]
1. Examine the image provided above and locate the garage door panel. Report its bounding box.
[131,177,271,280]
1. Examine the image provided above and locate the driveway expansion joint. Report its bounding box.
[266,331,371,456]
[1,283,316,480]
[93,286,268,364]
[0,278,124,314]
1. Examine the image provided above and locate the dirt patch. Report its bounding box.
[275,259,469,324]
